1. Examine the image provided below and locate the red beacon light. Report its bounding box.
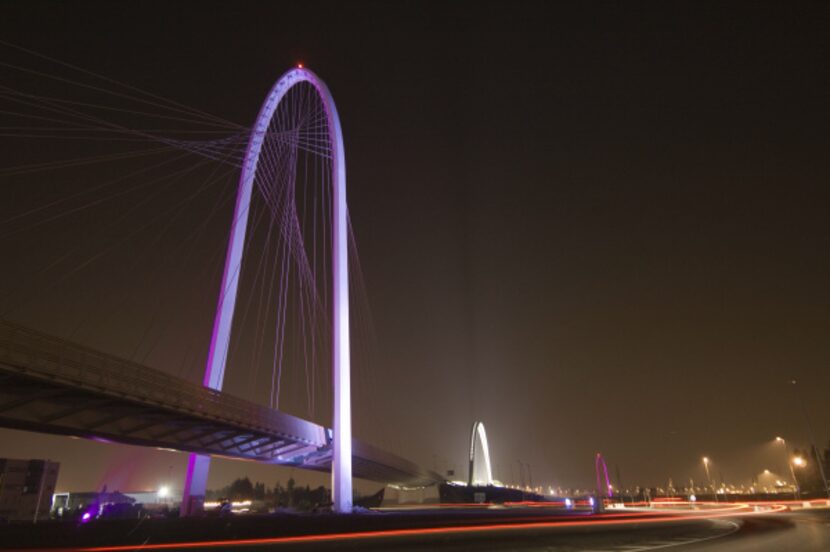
[297,63,304,69]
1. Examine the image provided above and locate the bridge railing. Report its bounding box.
[0,320,325,446]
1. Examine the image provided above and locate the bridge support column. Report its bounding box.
[330,84,352,514]
[180,453,210,516]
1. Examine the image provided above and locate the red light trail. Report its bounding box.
[50,502,787,552]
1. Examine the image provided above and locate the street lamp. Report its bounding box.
[789,379,830,498]
[775,437,800,499]
[760,469,773,493]
[702,457,717,502]
[793,456,806,468]
[158,485,170,504]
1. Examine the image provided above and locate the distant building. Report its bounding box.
[51,489,178,520]
[51,490,134,513]
[0,458,60,522]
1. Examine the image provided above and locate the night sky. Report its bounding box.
[1,1,829,494]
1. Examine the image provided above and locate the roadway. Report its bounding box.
[260,508,830,552]
[689,509,830,552]
[126,508,830,551]
[5,504,829,551]
[327,511,830,551]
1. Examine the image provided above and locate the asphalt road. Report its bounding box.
[162,508,830,552]
[6,506,828,551]
[688,509,830,552]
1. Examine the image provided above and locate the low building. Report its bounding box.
[0,458,60,522]
[51,489,179,520]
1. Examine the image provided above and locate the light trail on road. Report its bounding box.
[60,503,787,552]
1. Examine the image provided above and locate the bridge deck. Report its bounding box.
[0,321,440,488]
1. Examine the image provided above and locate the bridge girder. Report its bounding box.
[0,321,442,488]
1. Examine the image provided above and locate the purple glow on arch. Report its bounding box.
[595,453,613,498]
[181,66,352,514]
[180,453,209,516]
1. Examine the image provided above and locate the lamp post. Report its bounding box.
[703,457,717,502]
[158,485,170,506]
[775,437,800,500]
[790,379,830,498]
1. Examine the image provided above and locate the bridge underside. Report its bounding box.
[0,321,440,489]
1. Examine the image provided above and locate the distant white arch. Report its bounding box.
[468,421,493,486]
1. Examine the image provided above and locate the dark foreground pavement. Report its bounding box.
[685,509,830,552]
[177,508,830,552]
[2,507,829,551]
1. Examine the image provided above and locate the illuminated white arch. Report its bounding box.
[181,67,352,514]
[468,421,493,486]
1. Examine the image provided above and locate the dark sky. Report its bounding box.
[1,0,829,494]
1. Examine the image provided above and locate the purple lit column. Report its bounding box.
[179,84,257,514]
[595,453,612,498]
[320,70,352,514]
